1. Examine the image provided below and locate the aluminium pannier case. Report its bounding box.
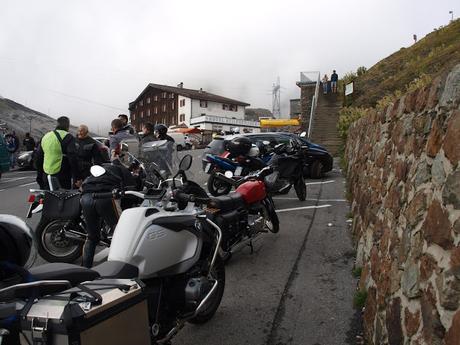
[20,279,151,345]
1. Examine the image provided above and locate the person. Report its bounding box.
[118,114,136,135]
[140,122,156,145]
[331,70,338,93]
[76,124,109,180]
[5,135,17,169]
[154,124,175,143]
[109,118,136,162]
[322,74,329,94]
[35,116,80,190]
[23,132,36,151]
[80,163,137,268]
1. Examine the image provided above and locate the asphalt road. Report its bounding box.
[0,150,357,345]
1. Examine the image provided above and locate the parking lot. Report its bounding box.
[0,149,357,345]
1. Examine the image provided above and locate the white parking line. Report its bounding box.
[276,204,331,213]
[306,180,335,186]
[0,177,30,182]
[274,197,347,202]
[19,182,37,188]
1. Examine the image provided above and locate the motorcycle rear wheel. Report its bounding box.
[207,172,232,196]
[294,175,307,201]
[35,217,84,263]
[262,198,280,233]
[188,255,226,324]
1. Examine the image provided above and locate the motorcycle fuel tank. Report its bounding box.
[108,206,201,279]
[235,180,267,204]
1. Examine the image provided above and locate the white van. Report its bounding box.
[168,132,189,151]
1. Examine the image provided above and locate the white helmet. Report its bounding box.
[248,145,260,157]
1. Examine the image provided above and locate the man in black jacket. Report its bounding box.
[76,125,109,180]
[23,132,36,151]
[118,114,136,135]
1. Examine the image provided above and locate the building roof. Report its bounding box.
[129,83,250,109]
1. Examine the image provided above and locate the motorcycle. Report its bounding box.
[0,155,226,345]
[175,165,279,262]
[204,148,268,196]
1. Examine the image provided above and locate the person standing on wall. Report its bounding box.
[35,116,80,189]
[322,74,329,94]
[331,70,339,94]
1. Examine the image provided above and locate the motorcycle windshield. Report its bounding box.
[139,140,179,179]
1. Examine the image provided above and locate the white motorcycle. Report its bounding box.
[0,155,225,345]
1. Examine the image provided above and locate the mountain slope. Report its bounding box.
[352,19,460,108]
[0,98,78,140]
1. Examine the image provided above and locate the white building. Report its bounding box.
[129,83,260,133]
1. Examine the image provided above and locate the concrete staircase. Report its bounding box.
[310,91,342,157]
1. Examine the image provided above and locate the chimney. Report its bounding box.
[177,82,184,88]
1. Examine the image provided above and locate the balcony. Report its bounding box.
[190,115,260,128]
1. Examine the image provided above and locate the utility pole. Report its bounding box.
[449,10,454,22]
[272,77,281,118]
[29,116,33,133]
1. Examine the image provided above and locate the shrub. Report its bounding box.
[337,107,369,140]
[356,66,367,76]
[353,290,368,309]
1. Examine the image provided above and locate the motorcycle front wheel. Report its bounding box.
[188,255,226,324]
[35,217,84,263]
[207,172,232,196]
[262,198,280,233]
[294,175,306,201]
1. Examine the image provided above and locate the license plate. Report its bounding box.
[205,163,212,173]
[234,166,243,176]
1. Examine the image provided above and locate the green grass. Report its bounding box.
[352,267,363,278]
[354,290,368,309]
[349,19,460,108]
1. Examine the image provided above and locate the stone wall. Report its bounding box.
[345,64,460,345]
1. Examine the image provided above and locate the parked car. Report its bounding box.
[17,150,35,169]
[202,132,333,178]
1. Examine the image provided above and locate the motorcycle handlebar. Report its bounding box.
[173,190,210,205]
[92,191,117,199]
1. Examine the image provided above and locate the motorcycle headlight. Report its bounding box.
[19,154,29,160]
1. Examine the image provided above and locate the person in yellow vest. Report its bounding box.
[35,116,80,190]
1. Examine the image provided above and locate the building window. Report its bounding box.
[147,97,151,104]
[222,104,229,110]
[154,95,158,101]
[200,100,207,108]
[180,99,185,107]
[132,113,136,120]
[180,114,185,122]
[154,107,158,114]
[140,100,143,106]
[162,92,167,98]
[170,93,174,99]
[162,104,166,112]
[171,102,175,110]
[141,111,144,118]
[147,109,151,116]
[229,104,237,111]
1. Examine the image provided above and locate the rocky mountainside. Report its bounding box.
[0,97,78,140]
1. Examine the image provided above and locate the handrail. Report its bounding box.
[307,72,320,139]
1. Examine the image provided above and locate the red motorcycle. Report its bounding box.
[174,166,279,262]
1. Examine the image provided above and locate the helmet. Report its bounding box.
[226,136,252,156]
[154,124,168,136]
[248,145,260,157]
[0,215,33,268]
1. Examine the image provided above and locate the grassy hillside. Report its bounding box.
[351,19,460,108]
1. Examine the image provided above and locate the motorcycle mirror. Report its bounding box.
[300,131,307,138]
[224,171,234,179]
[90,165,106,177]
[179,154,193,171]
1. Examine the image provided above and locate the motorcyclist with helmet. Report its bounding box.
[154,124,175,143]
[80,163,138,268]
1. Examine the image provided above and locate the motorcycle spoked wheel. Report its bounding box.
[261,198,280,233]
[207,172,232,196]
[188,255,226,324]
[35,217,84,263]
[294,175,307,201]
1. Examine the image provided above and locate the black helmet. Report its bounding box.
[154,124,168,136]
[0,215,33,268]
[226,136,252,156]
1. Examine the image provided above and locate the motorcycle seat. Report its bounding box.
[30,263,100,287]
[208,193,245,212]
[93,260,139,279]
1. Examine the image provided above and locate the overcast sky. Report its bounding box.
[0,0,458,134]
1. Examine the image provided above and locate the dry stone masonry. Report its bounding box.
[346,64,460,345]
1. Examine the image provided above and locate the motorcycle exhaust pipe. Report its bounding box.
[64,230,87,243]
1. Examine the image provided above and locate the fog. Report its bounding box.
[0,0,458,134]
